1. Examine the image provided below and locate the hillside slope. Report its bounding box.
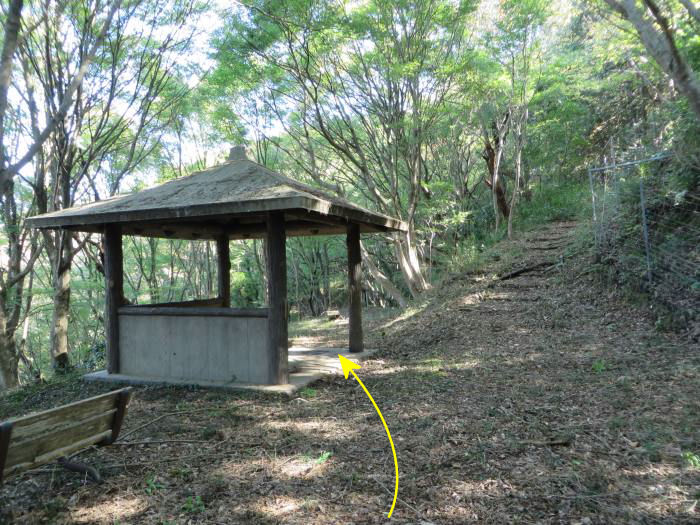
[1,222,698,524]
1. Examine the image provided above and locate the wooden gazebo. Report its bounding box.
[27,147,406,387]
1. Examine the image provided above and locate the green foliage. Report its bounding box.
[181,495,205,514]
[144,476,165,495]
[683,451,700,468]
[517,183,591,227]
[591,359,607,373]
[300,387,317,398]
[315,450,333,464]
[4,0,699,388]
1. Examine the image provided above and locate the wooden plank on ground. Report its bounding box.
[5,410,117,469]
[7,390,120,438]
[0,388,132,482]
[5,430,113,477]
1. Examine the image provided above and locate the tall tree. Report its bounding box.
[20,0,198,368]
[0,0,201,384]
[212,0,476,297]
[600,0,700,120]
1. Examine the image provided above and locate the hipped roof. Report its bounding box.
[27,153,407,240]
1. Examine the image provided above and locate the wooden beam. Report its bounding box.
[0,422,12,484]
[101,388,132,445]
[27,194,408,233]
[347,223,364,353]
[104,225,123,374]
[266,212,288,385]
[217,235,231,307]
[119,306,268,318]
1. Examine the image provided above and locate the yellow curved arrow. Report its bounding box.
[338,354,399,518]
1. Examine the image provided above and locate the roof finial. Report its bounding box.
[228,145,248,161]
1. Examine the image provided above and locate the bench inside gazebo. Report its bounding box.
[27,147,407,394]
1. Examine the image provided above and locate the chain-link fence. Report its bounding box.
[588,148,699,335]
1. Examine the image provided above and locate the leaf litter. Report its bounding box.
[1,221,698,524]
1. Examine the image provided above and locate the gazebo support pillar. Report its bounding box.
[216,235,231,307]
[104,225,124,374]
[266,212,288,384]
[347,223,364,353]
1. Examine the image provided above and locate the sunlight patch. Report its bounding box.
[69,496,147,523]
[459,292,485,305]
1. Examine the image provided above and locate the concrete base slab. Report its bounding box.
[83,347,376,396]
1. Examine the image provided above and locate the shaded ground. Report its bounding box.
[1,221,698,524]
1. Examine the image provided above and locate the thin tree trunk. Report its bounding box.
[49,243,72,369]
[360,241,407,307]
[508,108,527,239]
[0,0,23,182]
[483,140,511,221]
[0,303,19,388]
[0,0,122,187]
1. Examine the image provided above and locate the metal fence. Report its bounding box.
[587,149,699,332]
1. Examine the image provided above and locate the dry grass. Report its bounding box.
[1,221,698,524]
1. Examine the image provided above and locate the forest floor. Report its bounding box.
[1,221,699,524]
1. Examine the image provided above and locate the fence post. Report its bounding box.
[639,178,653,288]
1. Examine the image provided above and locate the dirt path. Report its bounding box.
[1,222,698,524]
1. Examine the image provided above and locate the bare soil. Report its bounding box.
[1,221,698,524]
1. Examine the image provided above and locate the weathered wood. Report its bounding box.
[103,388,131,445]
[6,430,113,477]
[0,422,12,484]
[119,306,268,318]
[104,225,123,374]
[266,211,288,385]
[7,410,117,468]
[217,235,231,307]
[113,219,368,241]
[347,223,364,353]
[48,215,391,240]
[230,220,347,239]
[133,298,225,308]
[9,392,117,440]
[1,388,132,481]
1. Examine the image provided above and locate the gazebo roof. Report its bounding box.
[27,148,407,240]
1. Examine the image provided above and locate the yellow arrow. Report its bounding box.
[338,354,399,518]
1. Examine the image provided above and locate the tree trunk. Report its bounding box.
[0,0,23,185]
[360,241,407,307]
[507,108,527,239]
[507,146,522,239]
[254,239,268,305]
[483,141,511,220]
[49,247,72,370]
[0,305,19,389]
[394,228,430,298]
[603,0,700,121]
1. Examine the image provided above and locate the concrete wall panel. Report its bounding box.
[119,309,270,384]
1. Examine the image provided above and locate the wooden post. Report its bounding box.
[216,235,231,307]
[266,212,288,384]
[101,387,133,445]
[104,224,123,374]
[0,422,12,484]
[347,223,364,353]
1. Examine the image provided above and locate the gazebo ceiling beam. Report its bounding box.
[60,211,388,241]
[111,219,349,241]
